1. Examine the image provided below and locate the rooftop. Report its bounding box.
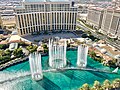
[89,6,104,11]
[24,0,69,2]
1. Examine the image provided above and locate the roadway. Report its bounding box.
[77,21,120,51]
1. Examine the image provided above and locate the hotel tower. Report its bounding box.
[14,0,78,36]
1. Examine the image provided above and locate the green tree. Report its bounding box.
[0,56,11,64]
[93,80,102,90]
[26,45,38,53]
[0,44,9,49]
[42,44,47,48]
[4,49,11,56]
[89,51,96,59]
[102,79,112,90]
[0,50,5,56]
[80,83,90,90]
[112,78,120,89]
[13,48,23,57]
[42,44,48,53]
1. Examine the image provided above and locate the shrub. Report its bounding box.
[26,45,38,53]
[0,44,9,49]
[13,48,23,57]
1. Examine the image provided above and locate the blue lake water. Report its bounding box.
[3,50,120,90]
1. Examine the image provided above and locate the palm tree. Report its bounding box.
[79,83,90,90]
[93,80,102,90]
[102,79,112,90]
[82,83,90,90]
[112,78,120,89]
[89,51,96,59]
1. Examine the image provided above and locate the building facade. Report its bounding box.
[14,0,77,36]
[87,6,120,39]
[100,7,120,38]
[86,7,104,29]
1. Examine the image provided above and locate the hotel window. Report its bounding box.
[32,14,35,25]
[28,27,31,33]
[74,13,77,24]
[45,14,47,24]
[36,26,38,32]
[33,26,35,32]
[40,13,42,25]
[35,13,37,25]
[72,13,74,24]
[45,4,50,12]
[57,13,59,23]
[63,13,65,24]
[41,4,44,12]
[20,29,23,35]
[48,25,50,30]
[52,13,54,24]
[52,25,54,30]
[27,14,29,26]
[31,27,33,33]
[24,15,27,27]
[21,15,24,27]
[48,13,50,24]
[67,13,69,24]
[18,15,21,28]
[41,26,43,31]
[55,13,56,23]
[60,13,61,24]
[29,14,32,26]
[65,13,66,23]
[38,13,40,25]
[23,28,25,34]
[52,4,56,11]
[54,25,56,30]
[70,13,72,24]
[43,14,45,24]
[26,28,28,33]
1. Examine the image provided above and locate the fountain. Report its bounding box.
[49,38,67,69]
[29,52,43,80]
[77,44,88,67]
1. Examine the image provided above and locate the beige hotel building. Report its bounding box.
[86,7,104,30]
[14,0,78,36]
[100,7,120,38]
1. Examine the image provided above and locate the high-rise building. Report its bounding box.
[112,0,120,7]
[86,7,104,29]
[100,8,114,35]
[14,0,77,36]
[100,7,120,38]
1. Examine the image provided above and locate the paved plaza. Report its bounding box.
[23,32,77,43]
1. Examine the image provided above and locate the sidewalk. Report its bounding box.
[78,20,96,32]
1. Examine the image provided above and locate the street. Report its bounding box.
[77,21,120,50]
